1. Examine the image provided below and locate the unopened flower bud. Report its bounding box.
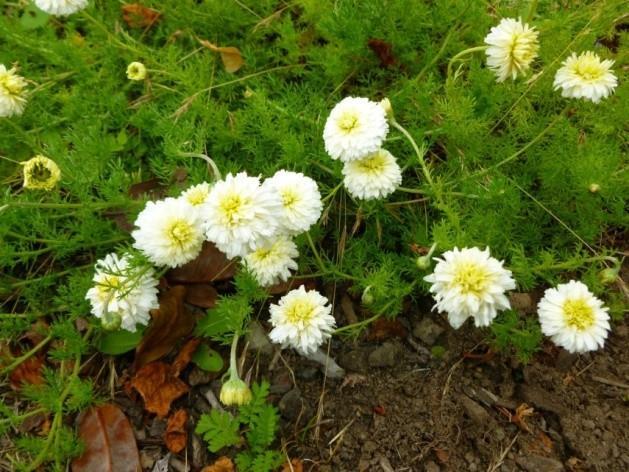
[22,155,61,191]
[220,377,252,406]
[101,311,122,331]
[416,255,431,270]
[599,267,619,285]
[589,183,601,193]
[126,62,147,81]
[361,286,374,305]
[379,97,393,119]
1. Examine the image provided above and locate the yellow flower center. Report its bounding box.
[356,152,387,175]
[165,220,195,247]
[337,111,360,134]
[186,188,208,206]
[280,188,300,209]
[218,193,248,226]
[97,275,123,301]
[563,298,595,331]
[452,262,489,296]
[0,72,25,96]
[284,300,316,324]
[574,61,604,81]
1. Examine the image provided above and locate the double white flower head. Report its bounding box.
[34,0,88,16]
[424,247,516,329]
[324,96,402,201]
[85,253,159,332]
[0,64,28,118]
[553,51,617,103]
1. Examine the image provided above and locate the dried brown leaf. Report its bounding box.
[172,338,201,377]
[199,39,244,73]
[71,404,141,472]
[367,38,397,68]
[167,242,236,284]
[366,318,407,341]
[165,409,188,453]
[134,286,196,369]
[131,362,189,418]
[201,456,235,472]
[10,355,45,390]
[281,458,304,472]
[184,284,219,309]
[121,3,161,29]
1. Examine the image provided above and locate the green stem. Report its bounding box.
[305,232,326,273]
[6,200,137,210]
[390,119,434,188]
[0,335,52,376]
[0,408,46,425]
[446,45,487,81]
[415,28,456,82]
[527,0,539,22]
[229,334,240,379]
[177,151,222,181]
[322,182,343,203]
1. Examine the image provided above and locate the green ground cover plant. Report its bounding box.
[0,0,626,470]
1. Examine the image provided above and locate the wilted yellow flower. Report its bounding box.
[22,155,61,191]
[126,62,147,81]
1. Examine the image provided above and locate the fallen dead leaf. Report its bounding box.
[434,447,449,465]
[131,362,189,418]
[121,3,161,29]
[167,242,236,284]
[201,456,235,472]
[367,38,397,68]
[134,286,196,369]
[281,458,304,472]
[366,318,407,341]
[184,284,219,309]
[512,403,535,433]
[267,277,316,295]
[10,355,45,390]
[128,178,165,200]
[198,39,244,73]
[165,409,188,453]
[71,403,141,472]
[172,338,201,377]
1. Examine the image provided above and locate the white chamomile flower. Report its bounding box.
[132,197,205,268]
[263,170,322,234]
[553,51,617,103]
[484,18,539,82]
[34,0,88,16]
[205,172,282,259]
[537,280,610,353]
[342,148,402,200]
[85,253,159,332]
[269,285,336,354]
[424,247,516,329]
[0,64,28,118]
[244,237,298,287]
[180,182,212,218]
[323,96,389,162]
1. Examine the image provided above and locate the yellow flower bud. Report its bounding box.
[598,267,619,285]
[379,97,393,119]
[22,155,61,191]
[220,377,252,406]
[589,183,601,193]
[126,62,147,81]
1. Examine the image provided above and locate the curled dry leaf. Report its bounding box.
[167,242,236,284]
[10,355,45,390]
[172,338,201,377]
[282,459,304,472]
[71,403,141,472]
[165,409,188,453]
[198,39,244,73]
[201,456,235,472]
[184,284,219,309]
[121,3,161,29]
[131,362,188,418]
[134,285,196,369]
[366,318,407,341]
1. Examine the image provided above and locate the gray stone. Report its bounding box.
[412,317,445,346]
[278,388,303,420]
[368,342,400,368]
[515,454,564,472]
[424,461,440,472]
[460,395,494,427]
[246,320,273,355]
[340,349,369,373]
[518,385,567,415]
